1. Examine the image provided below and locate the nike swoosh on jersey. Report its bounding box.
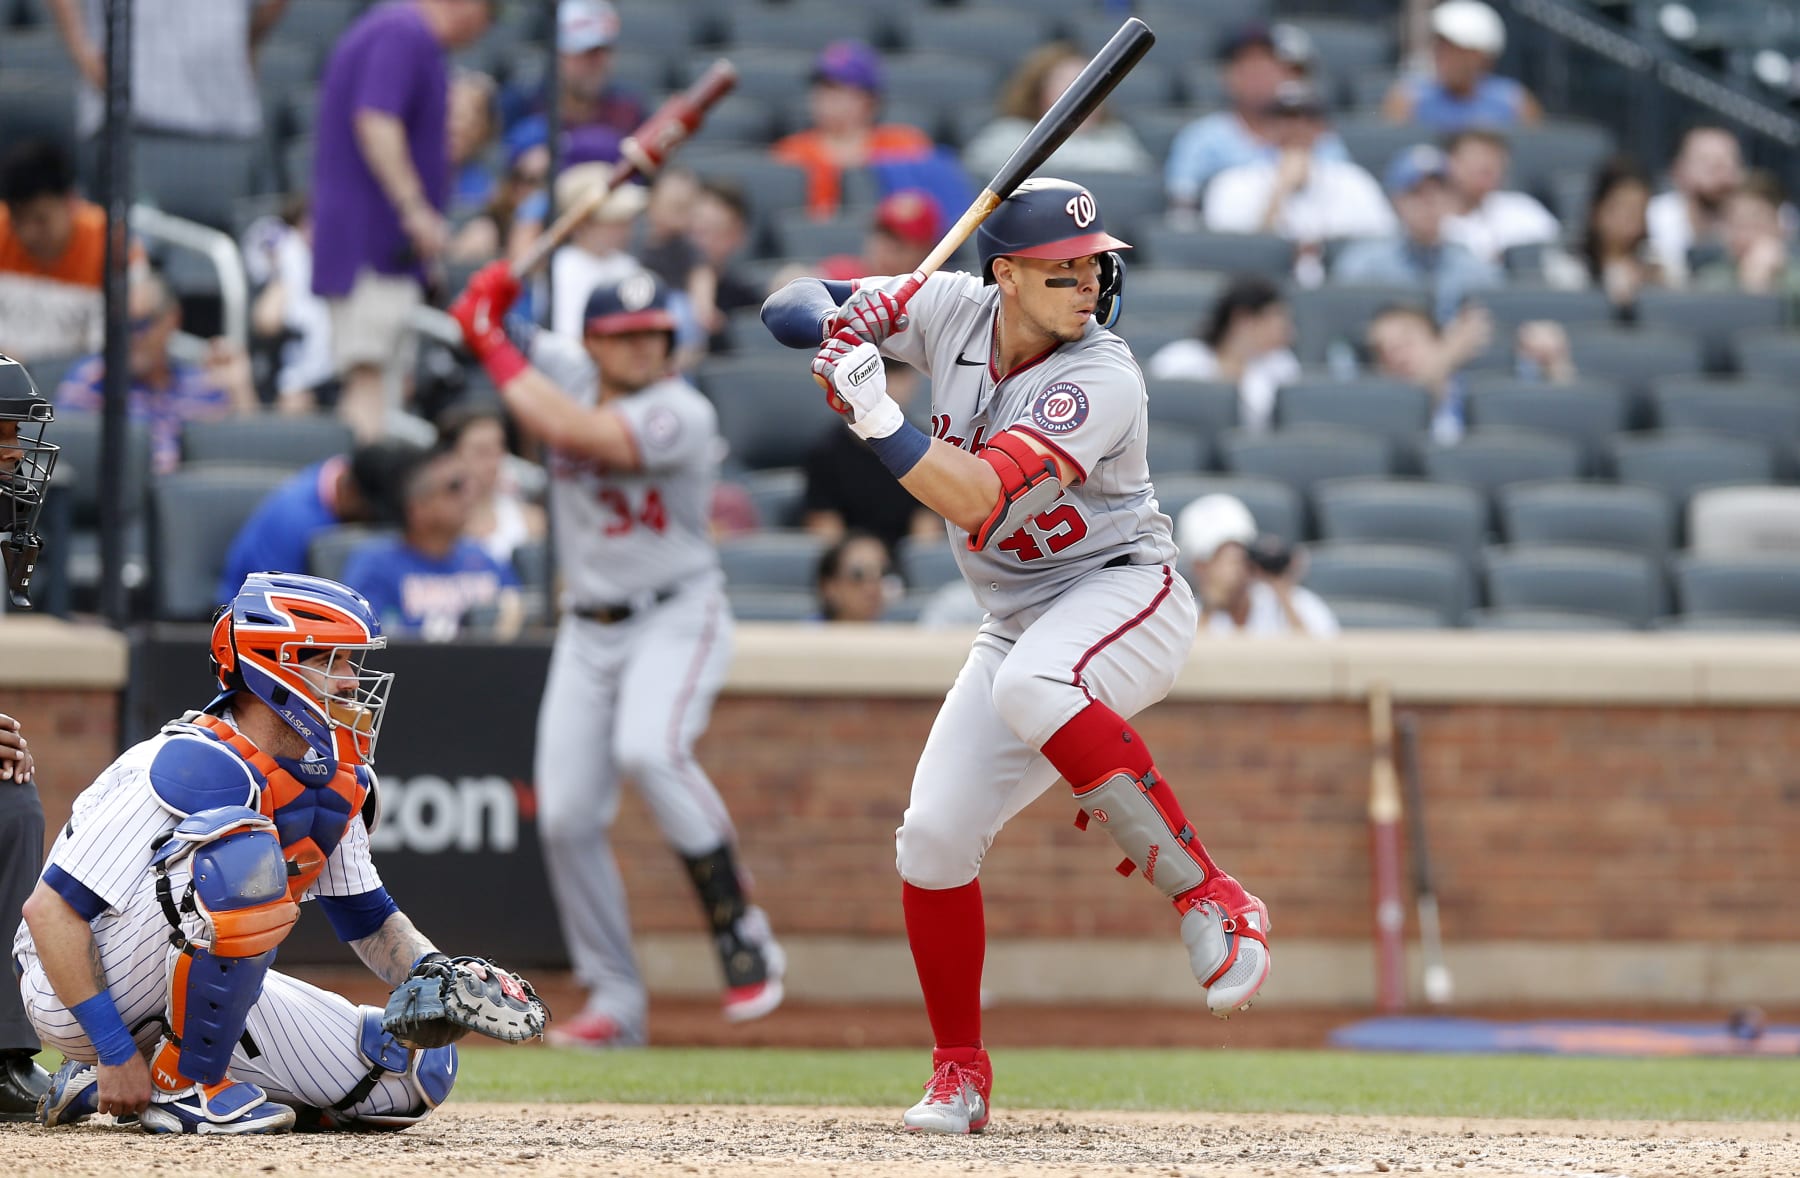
[954,353,983,366]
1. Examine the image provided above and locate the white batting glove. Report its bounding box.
[811,330,904,440]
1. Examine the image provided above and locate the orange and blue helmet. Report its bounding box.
[210,573,394,766]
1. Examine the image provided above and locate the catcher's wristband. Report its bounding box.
[409,950,450,974]
[72,991,137,1067]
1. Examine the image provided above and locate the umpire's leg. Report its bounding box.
[0,780,48,1118]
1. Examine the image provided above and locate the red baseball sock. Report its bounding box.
[903,879,985,1051]
[1041,700,1223,883]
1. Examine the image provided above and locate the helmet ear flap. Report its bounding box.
[1096,250,1125,330]
[209,606,244,690]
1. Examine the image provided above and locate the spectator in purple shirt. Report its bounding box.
[339,441,522,641]
[310,0,492,443]
[55,268,255,475]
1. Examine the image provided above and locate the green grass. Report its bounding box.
[454,1046,1800,1122]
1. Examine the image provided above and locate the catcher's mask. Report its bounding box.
[211,572,394,765]
[0,354,58,609]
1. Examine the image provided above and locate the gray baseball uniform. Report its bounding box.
[524,330,739,1042]
[858,270,1201,887]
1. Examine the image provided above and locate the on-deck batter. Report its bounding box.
[762,177,1273,1134]
[447,264,784,1047]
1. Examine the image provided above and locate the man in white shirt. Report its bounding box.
[1203,81,1397,282]
[1177,494,1339,637]
[1439,127,1561,266]
[1645,125,1744,287]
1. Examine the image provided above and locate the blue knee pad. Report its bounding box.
[316,1008,457,1131]
[152,806,298,1087]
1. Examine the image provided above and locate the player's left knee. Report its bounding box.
[989,660,1081,747]
[306,1008,457,1131]
[614,731,681,788]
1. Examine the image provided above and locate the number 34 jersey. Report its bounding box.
[873,269,1177,620]
[529,330,723,604]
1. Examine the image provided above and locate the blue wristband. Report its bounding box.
[71,991,137,1067]
[866,419,932,478]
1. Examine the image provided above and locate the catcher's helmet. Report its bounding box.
[210,572,394,766]
[583,269,677,338]
[976,178,1131,327]
[0,354,57,609]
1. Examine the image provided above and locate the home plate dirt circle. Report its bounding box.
[5,1104,1798,1176]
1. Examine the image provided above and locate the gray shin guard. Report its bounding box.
[1072,771,1206,901]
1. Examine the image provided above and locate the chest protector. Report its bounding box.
[182,714,372,901]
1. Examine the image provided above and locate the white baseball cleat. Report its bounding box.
[902,1053,991,1135]
[1179,873,1272,1017]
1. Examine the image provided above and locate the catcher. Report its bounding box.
[16,572,547,1134]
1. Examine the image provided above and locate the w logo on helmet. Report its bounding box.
[1064,190,1097,229]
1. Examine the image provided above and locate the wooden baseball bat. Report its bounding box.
[1397,712,1454,1006]
[1367,681,1407,1013]
[813,17,1155,394]
[414,60,738,348]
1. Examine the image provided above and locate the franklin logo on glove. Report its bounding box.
[846,352,883,389]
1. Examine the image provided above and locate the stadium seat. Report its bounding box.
[1146,379,1240,437]
[1468,287,1615,370]
[898,536,961,591]
[876,53,1004,114]
[1606,430,1775,510]
[1283,20,1394,105]
[0,70,76,149]
[1327,600,1447,630]
[1732,327,1800,383]
[719,530,829,592]
[307,524,398,588]
[1302,542,1470,626]
[1462,376,1629,473]
[612,3,707,57]
[1155,473,1304,545]
[1498,481,1675,560]
[1137,222,1296,277]
[1219,425,1394,504]
[726,588,817,623]
[1647,377,1800,456]
[1073,9,1221,68]
[135,137,267,230]
[49,415,154,604]
[719,3,876,53]
[1313,477,1488,566]
[1145,424,1209,476]
[1420,428,1581,501]
[723,307,796,358]
[684,94,777,148]
[771,207,871,260]
[699,360,823,470]
[0,27,59,70]
[1636,290,1786,373]
[267,0,359,50]
[1273,379,1433,447]
[151,465,292,621]
[1115,315,1195,367]
[1687,486,1800,556]
[681,48,816,104]
[1481,544,1665,629]
[1333,117,1429,177]
[1125,269,1226,320]
[1465,606,1634,631]
[897,8,1055,68]
[1289,284,1428,366]
[1672,554,1800,622]
[1564,326,1703,401]
[1506,120,1617,193]
[1122,106,1208,161]
[739,467,805,531]
[181,414,353,471]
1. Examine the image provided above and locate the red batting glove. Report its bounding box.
[449,261,528,386]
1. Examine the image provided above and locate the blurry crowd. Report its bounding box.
[0,0,1796,634]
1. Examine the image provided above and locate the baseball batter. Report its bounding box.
[448,264,784,1047]
[763,178,1273,1133]
[15,571,544,1133]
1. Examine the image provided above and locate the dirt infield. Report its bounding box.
[6,1103,1799,1177]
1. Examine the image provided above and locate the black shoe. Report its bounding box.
[0,1053,51,1123]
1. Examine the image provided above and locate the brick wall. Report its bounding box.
[604,695,1800,945]
[5,687,121,853]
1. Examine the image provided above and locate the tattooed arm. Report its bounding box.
[350,911,441,987]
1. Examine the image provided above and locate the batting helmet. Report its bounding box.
[976,178,1131,327]
[0,354,57,609]
[583,270,678,338]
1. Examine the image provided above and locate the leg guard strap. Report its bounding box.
[293,1008,458,1132]
[1071,770,1209,900]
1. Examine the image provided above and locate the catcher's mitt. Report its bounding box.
[382,953,549,1049]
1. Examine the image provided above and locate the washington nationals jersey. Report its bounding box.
[528,330,722,605]
[12,731,383,968]
[870,269,1176,618]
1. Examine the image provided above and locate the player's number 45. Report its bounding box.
[997,503,1087,562]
